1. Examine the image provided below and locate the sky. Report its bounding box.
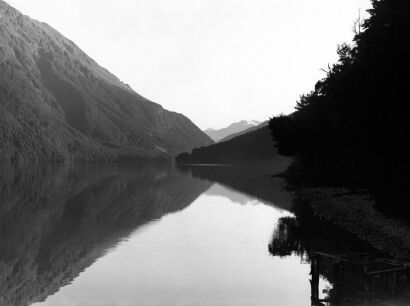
[8,0,372,130]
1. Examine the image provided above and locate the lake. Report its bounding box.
[0,163,409,306]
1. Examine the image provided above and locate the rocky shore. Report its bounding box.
[298,187,410,259]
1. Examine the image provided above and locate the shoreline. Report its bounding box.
[297,187,410,259]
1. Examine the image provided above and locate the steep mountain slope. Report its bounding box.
[204,120,260,142]
[219,120,268,142]
[176,125,280,164]
[0,0,213,163]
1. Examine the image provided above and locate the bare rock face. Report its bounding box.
[0,0,213,163]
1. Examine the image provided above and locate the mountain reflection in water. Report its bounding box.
[1,163,410,305]
[0,164,211,306]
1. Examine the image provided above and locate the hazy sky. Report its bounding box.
[8,0,371,129]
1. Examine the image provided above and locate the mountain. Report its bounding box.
[204,120,261,142]
[176,125,281,164]
[0,0,213,164]
[219,120,268,143]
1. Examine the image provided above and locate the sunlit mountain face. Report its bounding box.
[0,0,213,164]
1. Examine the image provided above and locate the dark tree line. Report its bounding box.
[176,126,279,164]
[269,0,410,213]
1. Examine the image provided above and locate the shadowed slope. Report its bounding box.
[176,126,281,164]
[219,121,268,143]
[204,120,261,142]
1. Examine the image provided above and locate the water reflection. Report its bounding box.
[24,164,304,306]
[0,164,211,306]
[269,199,410,305]
[178,162,294,211]
[2,163,410,305]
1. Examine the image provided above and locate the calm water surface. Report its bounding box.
[1,164,409,305]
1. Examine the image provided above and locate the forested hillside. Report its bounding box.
[269,0,410,212]
[0,0,212,164]
[176,126,278,164]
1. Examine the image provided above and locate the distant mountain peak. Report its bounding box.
[249,120,261,125]
[228,120,260,128]
[204,120,262,142]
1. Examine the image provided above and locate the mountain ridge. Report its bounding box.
[0,0,213,163]
[219,120,268,143]
[204,120,261,142]
[177,124,279,164]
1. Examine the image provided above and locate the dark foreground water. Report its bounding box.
[1,163,410,306]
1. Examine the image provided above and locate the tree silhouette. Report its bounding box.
[269,0,410,214]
